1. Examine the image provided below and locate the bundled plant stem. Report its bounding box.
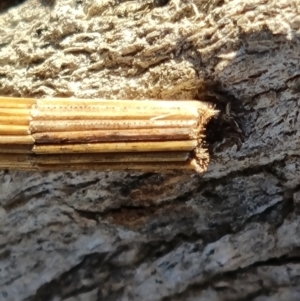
[0,97,216,172]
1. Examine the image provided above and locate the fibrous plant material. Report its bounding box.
[0,97,216,172]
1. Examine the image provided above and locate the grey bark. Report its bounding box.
[1,0,300,300]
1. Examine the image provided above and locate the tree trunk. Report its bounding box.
[1,0,300,300]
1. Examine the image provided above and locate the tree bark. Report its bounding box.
[1,0,300,300]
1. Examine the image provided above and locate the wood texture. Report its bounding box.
[1,0,300,301]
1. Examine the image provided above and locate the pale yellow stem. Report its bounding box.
[0,125,30,135]
[32,128,198,143]
[0,116,31,125]
[0,135,34,144]
[31,109,199,120]
[29,152,190,164]
[33,140,198,154]
[36,162,195,172]
[30,119,198,132]
[0,97,35,108]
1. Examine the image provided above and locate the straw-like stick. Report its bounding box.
[0,97,217,172]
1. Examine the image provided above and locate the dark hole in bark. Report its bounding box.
[0,0,26,13]
[153,0,170,7]
[195,82,246,154]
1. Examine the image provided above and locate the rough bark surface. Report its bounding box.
[1,0,300,300]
